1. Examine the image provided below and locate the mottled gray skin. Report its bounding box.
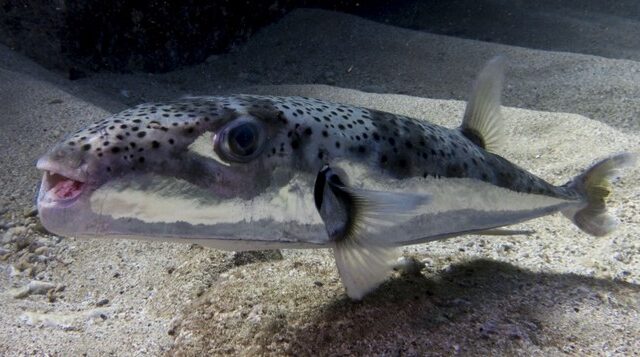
[51,94,576,201]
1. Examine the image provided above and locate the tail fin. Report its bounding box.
[563,153,637,236]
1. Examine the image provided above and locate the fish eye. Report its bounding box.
[214,118,265,163]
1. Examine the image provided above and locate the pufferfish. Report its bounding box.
[36,57,636,299]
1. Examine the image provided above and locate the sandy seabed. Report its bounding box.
[1,8,639,356]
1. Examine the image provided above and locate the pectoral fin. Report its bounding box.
[313,165,430,299]
[333,236,398,300]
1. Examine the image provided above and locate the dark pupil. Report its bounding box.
[229,123,257,156]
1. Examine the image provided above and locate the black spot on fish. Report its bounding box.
[446,164,464,178]
[151,141,160,149]
[111,147,120,154]
[82,144,91,151]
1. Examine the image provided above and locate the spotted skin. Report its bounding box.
[55,94,575,201]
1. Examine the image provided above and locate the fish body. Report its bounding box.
[36,58,636,298]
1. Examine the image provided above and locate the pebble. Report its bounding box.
[22,207,38,218]
[31,221,49,234]
[96,299,110,307]
[394,256,425,276]
[9,226,27,237]
[11,280,57,298]
[500,244,513,252]
[2,226,30,245]
[1,230,13,244]
[612,252,629,264]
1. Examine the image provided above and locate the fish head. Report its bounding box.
[36,96,326,248]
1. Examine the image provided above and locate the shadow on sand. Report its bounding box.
[286,258,639,355]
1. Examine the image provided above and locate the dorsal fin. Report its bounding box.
[460,56,506,153]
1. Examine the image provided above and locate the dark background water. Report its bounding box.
[1,0,639,76]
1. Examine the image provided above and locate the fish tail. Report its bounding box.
[563,153,637,236]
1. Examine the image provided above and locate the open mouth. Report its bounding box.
[37,159,89,205]
[43,171,86,202]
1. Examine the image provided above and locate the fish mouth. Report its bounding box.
[36,159,89,207]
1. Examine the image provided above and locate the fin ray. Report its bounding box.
[461,56,506,153]
[333,239,397,300]
[563,153,637,236]
[315,166,429,299]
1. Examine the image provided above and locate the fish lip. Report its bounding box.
[36,157,88,183]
